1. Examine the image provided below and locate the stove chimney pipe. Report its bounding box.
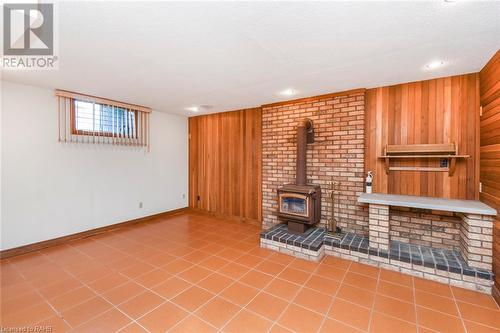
[296,118,313,186]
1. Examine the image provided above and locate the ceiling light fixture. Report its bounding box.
[185,106,199,112]
[184,105,213,113]
[280,88,297,96]
[425,60,446,70]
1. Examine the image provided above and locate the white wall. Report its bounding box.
[1,81,188,250]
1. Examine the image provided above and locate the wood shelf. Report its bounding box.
[379,155,470,159]
[389,166,449,172]
[379,143,469,176]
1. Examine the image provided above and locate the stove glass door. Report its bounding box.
[279,193,309,217]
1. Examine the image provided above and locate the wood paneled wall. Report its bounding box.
[189,108,262,222]
[365,74,480,199]
[479,50,500,302]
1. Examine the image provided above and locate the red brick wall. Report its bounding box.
[389,208,462,249]
[262,90,369,234]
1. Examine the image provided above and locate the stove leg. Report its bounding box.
[287,221,309,234]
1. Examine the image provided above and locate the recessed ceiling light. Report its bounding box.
[279,88,297,96]
[184,105,213,113]
[425,60,446,70]
[185,106,199,112]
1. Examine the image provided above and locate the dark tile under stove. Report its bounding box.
[260,224,325,252]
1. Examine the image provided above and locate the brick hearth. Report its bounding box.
[260,224,494,293]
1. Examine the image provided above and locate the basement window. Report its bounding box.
[55,89,151,149]
[72,100,137,137]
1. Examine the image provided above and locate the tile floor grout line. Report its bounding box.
[451,287,470,333]
[159,270,246,332]
[4,259,74,330]
[328,256,500,325]
[249,261,316,332]
[414,289,500,324]
[103,252,232,332]
[92,231,244,332]
[218,254,301,333]
[218,273,335,322]
[366,266,381,332]
[276,257,351,333]
[373,278,472,330]
[326,263,411,333]
[4,274,500,328]
[413,272,420,333]
[163,246,293,332]
[413,288,494,317]
[3,250,322,312]
[135,249,284,333]
[43,254,155,333]
[35,231,214,333]
[323,261,443,331]
[314,258,354,333]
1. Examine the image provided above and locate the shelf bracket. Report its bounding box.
[448,157,456,176]
[384,147,389,174]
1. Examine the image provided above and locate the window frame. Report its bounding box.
[70,99,139,138]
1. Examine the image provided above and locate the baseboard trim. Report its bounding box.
[0,207,188,259]
[188,207,262,227]
[493,284,500,306]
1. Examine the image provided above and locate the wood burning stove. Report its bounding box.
[277,118,321,233]
[278,184,321,233]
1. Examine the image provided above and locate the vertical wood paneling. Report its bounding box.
[188,108,262,222]
[479,50,500,303]
[365,73,480,200]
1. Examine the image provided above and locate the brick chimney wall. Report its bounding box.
[261,90,369,234]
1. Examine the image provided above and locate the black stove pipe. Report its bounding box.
[296,118,313,186]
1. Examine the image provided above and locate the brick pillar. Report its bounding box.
[368,204,390,251]
[459,213,493,271]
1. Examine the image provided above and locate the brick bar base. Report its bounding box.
[459,213,494,270]
[389,208,462,249]
[368,204,389,250]
[367,203,494,273]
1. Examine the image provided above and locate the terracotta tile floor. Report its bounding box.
[1,212,499,333]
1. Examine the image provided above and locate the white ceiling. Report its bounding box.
[2,1,499,116]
